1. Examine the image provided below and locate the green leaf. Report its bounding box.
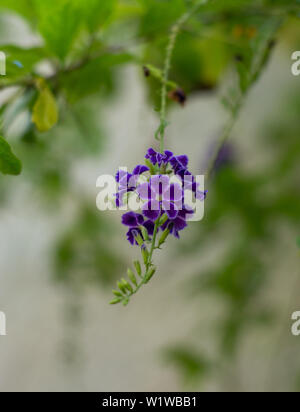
[32,78,58,132]
[0,136,22,175]
[0,0,36,21]
[0,45,45,83]
[33,0,83,60]
[80,0,116,32]
[139,0,186,37]
[61,53,133,102]
[163,345,210,384]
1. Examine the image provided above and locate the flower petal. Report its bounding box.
[133,164,149,175]
[163,183,183,202]
[119,172,132,188]
[150,175,170,196]
[143,219,155,236]
[126,228,142,245]
[196,190,208,201]
[142,200,160,221]
[162,200,178,219]
[136,183,155,200]
[177,155,189,168]
[174,216,187,231]
[164,150,173,163]
[122,212,143,227]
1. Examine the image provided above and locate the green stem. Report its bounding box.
[205,16,282,180]
[205,96,243,179]
[158,0,209,153]
[148,218,160,264]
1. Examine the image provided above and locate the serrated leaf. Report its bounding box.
[32,79,58,132]
[0,135,22,175]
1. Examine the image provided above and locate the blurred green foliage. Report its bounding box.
[166,91,300,388]
[0,0,299,387]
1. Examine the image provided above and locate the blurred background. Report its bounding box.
[0,0,299,392]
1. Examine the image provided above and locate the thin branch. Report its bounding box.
[157,0,210,153]
[205,16,283,179]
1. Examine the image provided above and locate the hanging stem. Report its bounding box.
[158,0,209,153]
[205,16,283,179]
[205,96,244,179]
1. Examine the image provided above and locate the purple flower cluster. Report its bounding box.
[115,148,207,245]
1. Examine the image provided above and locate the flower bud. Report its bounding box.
[145,159,156,175]
[158,226,170,247]
[110,297,122,305]
[112,289,123,297]
[121,278,133,293]
[117,281,127,294]
[145,267,156,283]
[133,230,144,247]
[134,260,142,277]
[140,226,149,241]
[141,246,149,265]
[127,268,137,286]
[159,213,168,226]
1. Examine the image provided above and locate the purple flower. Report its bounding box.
[145,148,173,167]
[126,228,142,245]
[137,175,183,221]
[143,219,155,236]
[116,147,207,247]
[170,154,189,176]
[133,164,149,175]
[122,212,144,227]
[161,205,194,238]
[115,165,149,207]
[124,216,155,246]
[180,174,208,201]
